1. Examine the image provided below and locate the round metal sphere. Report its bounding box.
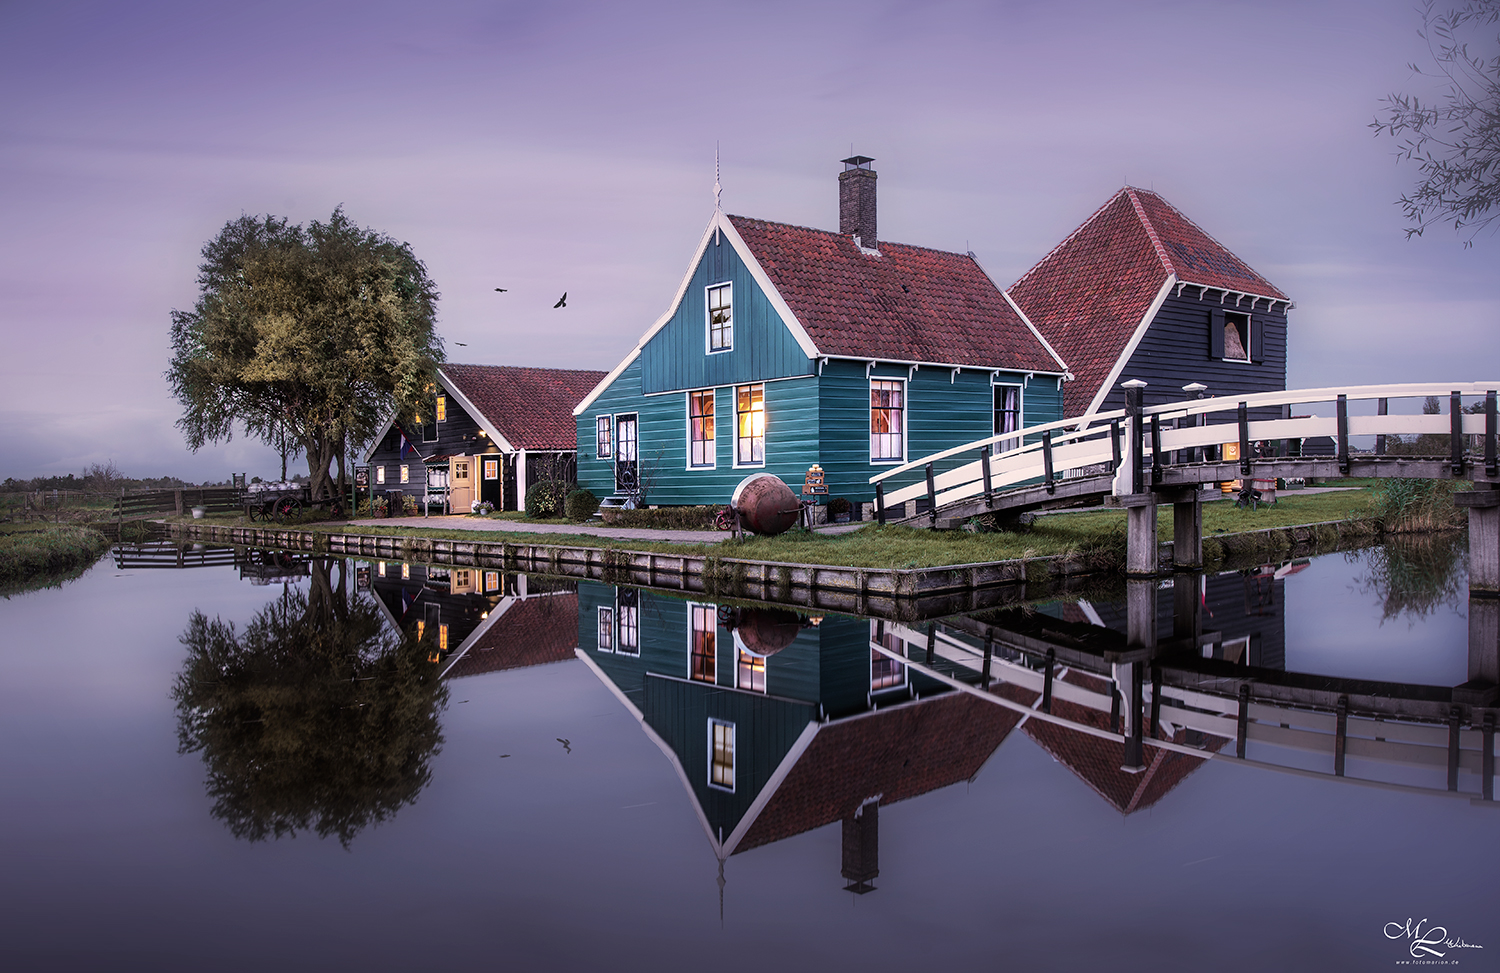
[730,473,801,536]
[727,607,803,656]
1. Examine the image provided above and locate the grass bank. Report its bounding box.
[0,523,111,595]
[177,487,1384,571]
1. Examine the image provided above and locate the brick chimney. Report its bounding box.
[839,155,877,250]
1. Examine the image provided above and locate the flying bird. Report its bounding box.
[494,287,507,292]
[556,737,572,753]
[455,341,467,346]
[553,292,567,309]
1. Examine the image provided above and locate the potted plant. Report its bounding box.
[827,497,852,523]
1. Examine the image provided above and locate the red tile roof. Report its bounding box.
[1006,188,1287,416]
[735,692,1021,854]
[728,215,1064,373]
[443,593,579,678]
[441,364,607,450]
[1021,687,1226,815]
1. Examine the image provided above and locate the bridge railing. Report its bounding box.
[874,382,1500,512]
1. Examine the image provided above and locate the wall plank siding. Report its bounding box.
[1100,294,1289,423]
[640,232,814,395]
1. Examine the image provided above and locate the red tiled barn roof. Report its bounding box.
[1006,188,1287,416]
[736,692,1020,854]
[441,364,607,450]
[443,593,579,678]
[728,215,1064,373]
[1021,680,1226,815]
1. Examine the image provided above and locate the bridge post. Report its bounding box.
[1173,572,1203,644]
[1120,578,1156,772]
[1457,489,1500,594]
[1165,486,1203,570]
[1124,495,1159,576]
[1458,595,1499,710]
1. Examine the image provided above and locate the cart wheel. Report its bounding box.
[247,503,262,523]
[714,507,734,531]
[275,496,302,521]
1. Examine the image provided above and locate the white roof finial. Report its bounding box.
[714,143,722,213]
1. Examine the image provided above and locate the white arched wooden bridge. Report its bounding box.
[871,382,1500,581]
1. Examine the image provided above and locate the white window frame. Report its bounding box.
[705,282,733,355]
[708,719,736,792]
[869,377,907,465]
[736,647,767,694]
[615,589,639,657]
[870,621,908,694]
[1222,311,1251,363]
[596,415,613,460]
[483,458,498,481]
[993,381,1024,453]
[686,390,717,470]
[399,464,410,484]
[687,602,717,683]
[375,466,386,485]
[733,383,766,469]
[597,606,614,653]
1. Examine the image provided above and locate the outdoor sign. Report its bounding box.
[802,464,827,496]
[354,466,369,488]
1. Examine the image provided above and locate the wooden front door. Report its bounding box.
[614,414,639,495]
[449,456,473,512]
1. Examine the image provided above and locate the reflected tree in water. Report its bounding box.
[171,559,447,845]
[1351,534,1469,624]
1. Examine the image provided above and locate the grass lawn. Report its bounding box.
[173,485,1382,570]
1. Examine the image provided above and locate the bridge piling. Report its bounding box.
[1457,489,1500,594]
[1122,494,1158,576]
[1166,487,1203,570]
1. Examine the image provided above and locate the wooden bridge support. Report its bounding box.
[1458,489,1500,594]
[1120,579,1157,773]
[1122,494,1158,576]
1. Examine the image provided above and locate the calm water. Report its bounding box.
[1,539,1494,972]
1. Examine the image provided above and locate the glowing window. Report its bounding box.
[709,720,735,791]
[435,395,447,422]
[689,391,715,468]
[376,466,386,484]
[870,379,905,462]
[737,650,766,694]
[483,458,498,480]
[736,384,765,466]
[400,465,410,484]
[690,604,716,682]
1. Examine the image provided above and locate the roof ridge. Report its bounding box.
[1125,187,1177,278]
[727,213,977,261]
[1010,188,1134,290]
[444,362,606,375]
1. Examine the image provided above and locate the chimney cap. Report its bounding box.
[841,155,875,171]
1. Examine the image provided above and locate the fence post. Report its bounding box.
[1336,394,1350,477]
[174,489,183,517]
[1041,431,1055,494]
[924,463,937,525]
[1150,414,1162,485]
[1110,418,1121,469]
[980,445,993,504]
[1376,397,1388,456]
[1452,390,1466,476]
[1487,390,1498,479]
[875,482,886,526]
[1123,381,1146,495]
[1237,402,1251,477]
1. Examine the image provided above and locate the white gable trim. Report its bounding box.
[572,210,820,416]
[1082,274,1177,419]
[437,368,516,452]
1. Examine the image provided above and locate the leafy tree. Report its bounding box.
[170,559,448,845]
[167,208,443,500]
[1372,0,1500,243]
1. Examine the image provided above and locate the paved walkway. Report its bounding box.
[347,514,866,544]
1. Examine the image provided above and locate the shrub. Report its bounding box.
[525,480,568,518]
[1370,478,1463,533]
[826,496,851,516]
[605,505,718,529]
[564,488,600,521]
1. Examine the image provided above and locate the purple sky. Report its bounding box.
[2,0,1495,480]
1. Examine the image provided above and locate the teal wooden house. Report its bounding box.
[573,158,1069,511]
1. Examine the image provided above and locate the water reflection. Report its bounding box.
[1350,532,1468,624]
[170,558,447,846]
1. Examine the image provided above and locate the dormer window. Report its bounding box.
[707,283,732,353]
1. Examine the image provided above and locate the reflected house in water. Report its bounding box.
[576,580,1026,893]
[366,560,578,673]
